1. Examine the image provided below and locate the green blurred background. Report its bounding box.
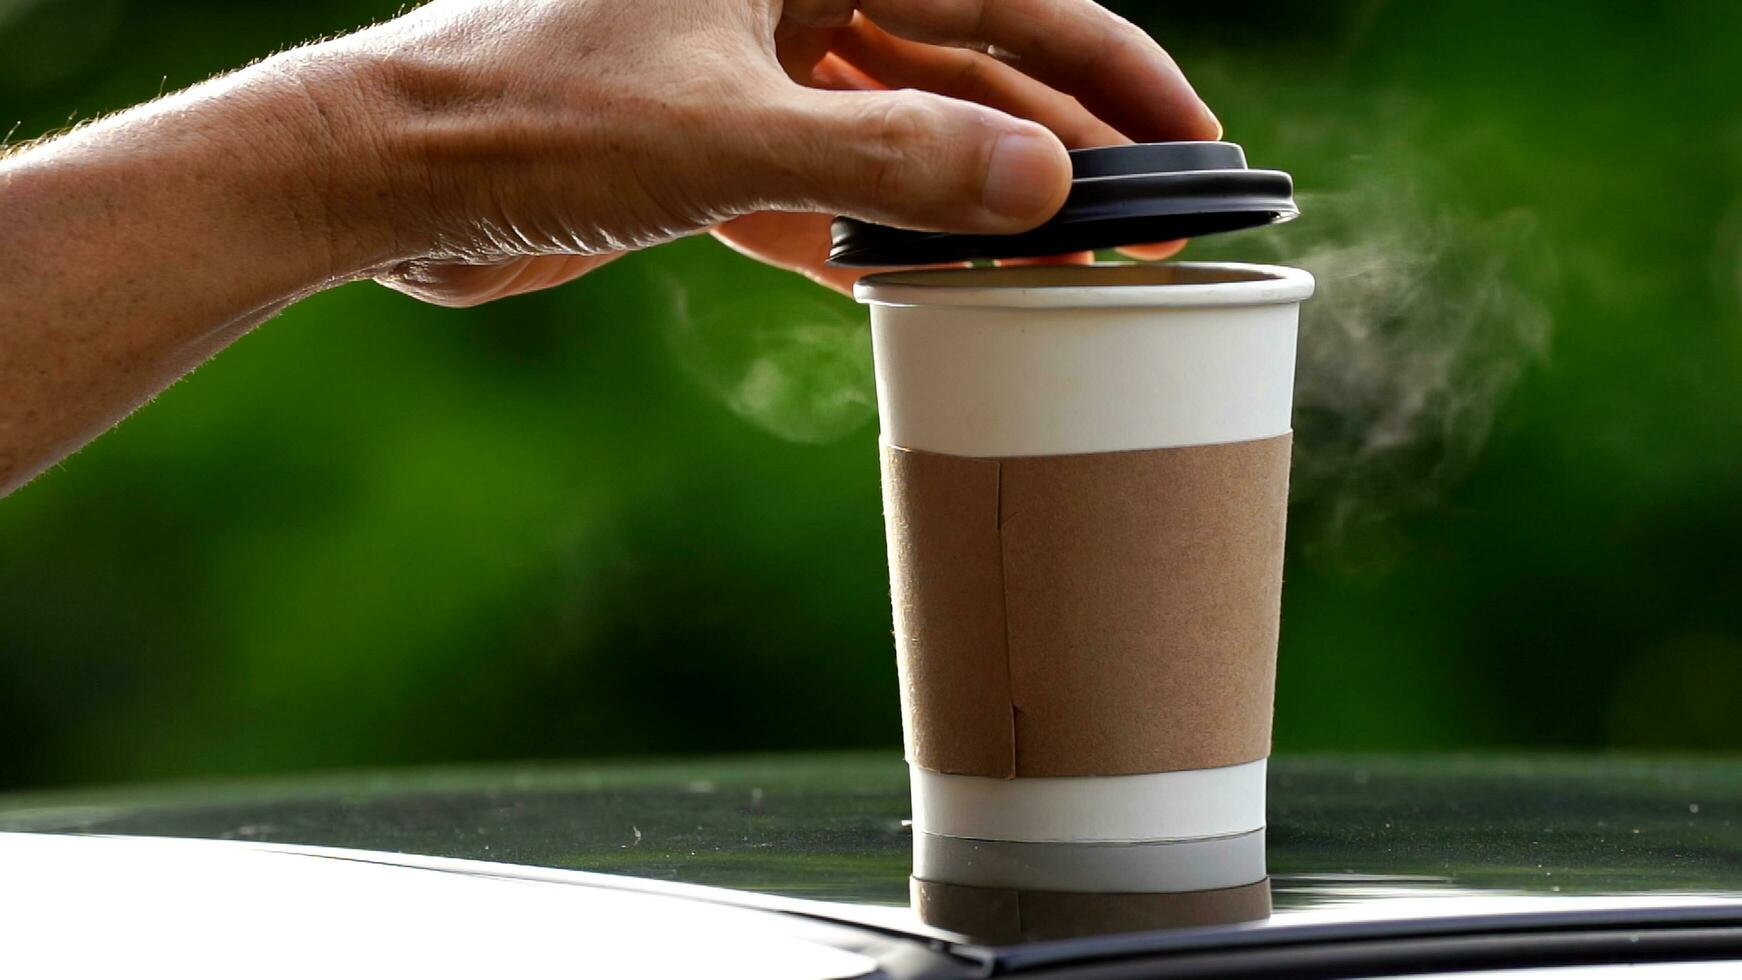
[2,0,1739,791]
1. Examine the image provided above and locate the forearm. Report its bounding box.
[0,50,395,496]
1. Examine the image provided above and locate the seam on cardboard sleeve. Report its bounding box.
[995,457,1018,780]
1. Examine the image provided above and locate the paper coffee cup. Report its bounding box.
[856,262,1315,844]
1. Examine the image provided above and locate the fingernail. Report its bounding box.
[982,130,1065,223]
[1203,102,1224,140]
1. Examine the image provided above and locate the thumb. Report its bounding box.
[762,87,1072,234]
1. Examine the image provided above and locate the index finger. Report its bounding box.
[857,0,1221,143]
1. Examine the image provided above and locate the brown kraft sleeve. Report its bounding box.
[881,434,1292,779]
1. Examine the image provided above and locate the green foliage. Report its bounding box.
[3,0,1739,788]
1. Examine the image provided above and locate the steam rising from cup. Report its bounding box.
[653,269,875,445]
[655,170,1555,553]
[1206,175,1557,550]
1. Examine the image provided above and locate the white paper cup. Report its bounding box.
[857,262,1314,844]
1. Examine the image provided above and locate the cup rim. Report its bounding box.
[854,261,1315,310]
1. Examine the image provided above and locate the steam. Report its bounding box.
[655,154,1557,556]
[654,268,876,444]
[1715,197,1742,316]
[1212,169,1557,553]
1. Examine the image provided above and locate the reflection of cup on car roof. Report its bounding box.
[910,833,1271,944]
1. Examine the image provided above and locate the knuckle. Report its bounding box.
[1100,11,1156,64]
[862,98,942,196]
[946,52,996,101]
[783,0,858,28]
[868,97,938,149]
[971,0,999,40]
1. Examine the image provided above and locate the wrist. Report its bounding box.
[244,44,427,281]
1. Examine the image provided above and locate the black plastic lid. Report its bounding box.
[827,141,1297,267]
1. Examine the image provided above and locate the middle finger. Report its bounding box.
[830,14,1125,150]
[857,0,1220,142]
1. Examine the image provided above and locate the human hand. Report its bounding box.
[322,0,1218,305]
[0,0,1216,495]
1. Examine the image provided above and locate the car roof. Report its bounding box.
[5,753,1742,975]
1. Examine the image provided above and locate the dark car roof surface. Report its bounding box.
[4,753,1742,977]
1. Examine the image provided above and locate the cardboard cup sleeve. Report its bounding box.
[881,434,1291,780]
